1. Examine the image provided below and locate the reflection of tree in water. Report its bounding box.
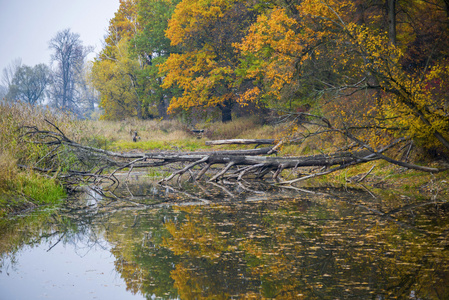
[1,180,449,299]
[157,187,449,299]
[104,207,180,298]
[0,191,108,272]
[88,180,448,299]
[80,182,449,299]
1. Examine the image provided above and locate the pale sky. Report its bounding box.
[0,0,120,78]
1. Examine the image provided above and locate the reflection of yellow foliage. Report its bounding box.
[161,199,449,299]
[163,213,228,259]
[171,262,230,300]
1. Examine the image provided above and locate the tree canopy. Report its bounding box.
[92,0,449,152]
[91,0,180,120]
[5,64,50,105]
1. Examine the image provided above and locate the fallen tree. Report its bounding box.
[205,139,275,146]
[18,118,447,188]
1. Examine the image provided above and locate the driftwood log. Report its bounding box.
[19,120,445,188]
[205,139,276,146]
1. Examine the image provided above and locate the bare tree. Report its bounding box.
[48,28,93,114]
[6,64,51,105]
[1,58,22,92]
[0,85,7,100]
[76,62,100,118]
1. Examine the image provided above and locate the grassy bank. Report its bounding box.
[0,102,84,217]
[80,116,281,151]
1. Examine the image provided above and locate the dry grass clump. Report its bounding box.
[79,116,282,152]
[0,151,17,192]
[0,101,91,169]
[0,101,85,157]
[282,128,347,156]
[0,101,84,145]
[82,118,191,144]
[201,116,274,140]
[0,101,84,154]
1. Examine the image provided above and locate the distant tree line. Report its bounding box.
[1,28,98,118]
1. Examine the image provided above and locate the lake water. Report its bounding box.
[1,178,448,299]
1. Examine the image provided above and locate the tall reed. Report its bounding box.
[0,101,83,216]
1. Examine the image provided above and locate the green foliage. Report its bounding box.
[5,64,51,105]
[91,0,181,120]
[114,139,203,151]
[91,39,145,120]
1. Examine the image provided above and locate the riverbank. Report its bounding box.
[1,105,448,218]
[0,102,82,218]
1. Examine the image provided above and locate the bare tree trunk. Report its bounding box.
[19,119,447,188]
[387,0,397,46]
[219,99,233,123]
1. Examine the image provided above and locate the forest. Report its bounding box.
[88,0,449,153]
[2,0,449,151]
[2,0,449,212]
[2,2,449,298]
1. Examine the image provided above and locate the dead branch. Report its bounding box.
[205,139,275,146]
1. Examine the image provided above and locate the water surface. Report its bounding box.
[1,179,448,299]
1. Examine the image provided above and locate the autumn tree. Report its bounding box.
[130,0,181,118]
[91,38,146,119]
[235,0,449,152]
[159,0,259,122]
[101,0,139,60]
[91,0,157,120]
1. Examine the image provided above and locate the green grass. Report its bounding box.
[0,171,66,218]
[14,172,66,205]
[146,169,171,178]
[114,139,204,151]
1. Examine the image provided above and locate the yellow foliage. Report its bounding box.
[166,0,235,46]
[234,0,449,150]
[91,38,143,120]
